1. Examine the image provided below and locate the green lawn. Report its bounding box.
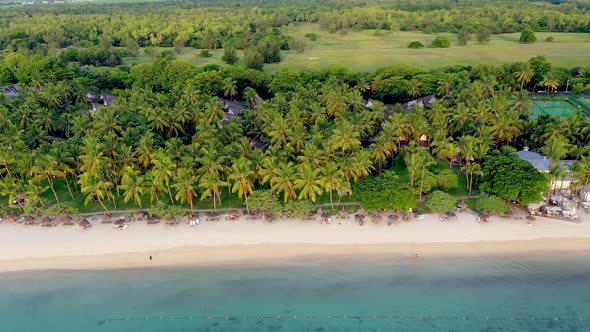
[121,25,590,72]
[122,47,231,68]
[268,24,590,71]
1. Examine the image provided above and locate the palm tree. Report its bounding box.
[490,112,523,144]
[270,161,297,202]
[542,135,570,203]
[540,73,560,96]
[321,161,344,206]
[118,166,148,209]
[78,172,114,212]
[462,162,482,196]
[228,158,254,212]
[199,172,229,209]
[243,87,258,107]
[417,149,436,200]
[0,177,22,209]
[370,134,393,172]
[33,154,62,203]
[172,167,198,210]
[223,78,238,101]
[294,164,324,203]
[329,120,361,153]
[513,63,534,91]
[572,156,590,200]
[408,79,422,98]
[151,151,177,203]
[23,179,49,208]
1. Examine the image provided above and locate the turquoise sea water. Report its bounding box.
[1,255,590,331]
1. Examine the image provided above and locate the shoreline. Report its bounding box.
[2,239,590,273]
[1,212,589,272]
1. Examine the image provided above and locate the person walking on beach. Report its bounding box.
[149,255,152,261]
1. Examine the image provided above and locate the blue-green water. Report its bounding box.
[2,255,590,331]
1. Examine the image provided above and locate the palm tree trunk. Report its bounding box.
[63,176,75,200]
[244,192,249,213]
[329,189,333,207]
[419,165,426,200]
[166,181,174,204]
[3,162,12,179]
[47,175,60,203]
[97,195,109,213]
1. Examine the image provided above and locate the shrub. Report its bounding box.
[425,191,456,213]
[545,36,554,42]
[519,28,537,43]
[430,36,450,48]
[304,33,318,41]
[435,170,459,191]
[248,190,282,215]
[353,171,417,212]
[283,200,315,217]
[475,195,510,214]
[199,50,212,57]
[148,201,185,217]
[408,41,424,49]
[45,203,80,217]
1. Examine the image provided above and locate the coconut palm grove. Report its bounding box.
[1,0,590,218]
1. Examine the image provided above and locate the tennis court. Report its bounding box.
[530,96,586,118]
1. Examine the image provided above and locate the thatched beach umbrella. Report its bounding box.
[163,216,177,225]
[133,210,145,220]
[22,216,36,225]
[338,208,349,218]
[147,215,161,224]
[371,214,382,223]
[60,214,74,225]
[100,213,112,224]
[354,213,365,221]
[6,212,20,223]
[445,212,457,219]
[40,216,53,227]
[113,219,126,226]
[457,202,468,210]
[78,217,91,229]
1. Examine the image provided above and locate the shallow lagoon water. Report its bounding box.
[1,255,590,331]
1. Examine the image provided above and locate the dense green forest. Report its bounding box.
[0,0,590,216]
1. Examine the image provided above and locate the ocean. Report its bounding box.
[1,255,590,332]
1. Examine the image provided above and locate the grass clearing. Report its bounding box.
[121,25,590,72]
[269,24,590,71]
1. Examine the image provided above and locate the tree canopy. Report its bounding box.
[480,155,549,205]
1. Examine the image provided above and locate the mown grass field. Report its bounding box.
[269,24,590,72]
[123,24,590,72]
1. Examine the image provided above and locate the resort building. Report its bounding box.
[515,147,575,190]
[80,92,117,115]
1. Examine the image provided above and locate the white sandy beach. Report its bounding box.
[1,211,590,272]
